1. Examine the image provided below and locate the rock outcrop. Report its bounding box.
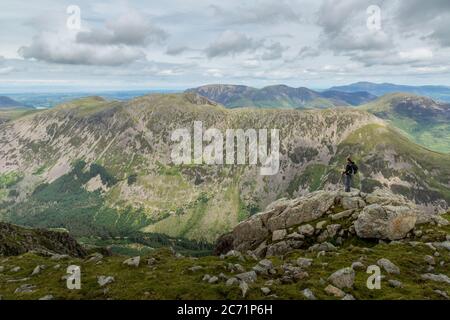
[215,189,439,257]
[0,222,87,257]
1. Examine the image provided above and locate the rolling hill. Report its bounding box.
[186,84,376,109]
[330,82,450,102]
[361,93,450,153]
[0,93,449,245]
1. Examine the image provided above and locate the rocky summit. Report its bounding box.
[215,189,448,258]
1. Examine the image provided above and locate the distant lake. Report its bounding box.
[0,90,182,109]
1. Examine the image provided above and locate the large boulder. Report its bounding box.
[266,191,337,231]
[354,204,416,240]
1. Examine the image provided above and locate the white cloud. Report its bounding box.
[399,48,433,62]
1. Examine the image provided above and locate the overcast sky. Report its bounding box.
[1,0,450,91]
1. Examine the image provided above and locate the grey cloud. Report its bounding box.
[77,11,168,46]
[19,33,145,66]
[166,46,190,56]
[395,0,450,29]
[297,46,320,59]
[19,10,166,66]
[317,0,392,57]
[211,0,302,26]
[261,42,286,60]
[205,31,263,58]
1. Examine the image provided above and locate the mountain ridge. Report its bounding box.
[186,84,377,109]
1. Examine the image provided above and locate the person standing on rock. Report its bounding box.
[342,157,358,192]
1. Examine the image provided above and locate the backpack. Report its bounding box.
[351,163,359,174]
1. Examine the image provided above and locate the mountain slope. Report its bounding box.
[330,82,450,102]
[0,93,449,243]
[186,84,376,108]
[361,93,450,153]
[0,96,31,109]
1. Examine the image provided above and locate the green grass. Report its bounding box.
[1,218,449,300]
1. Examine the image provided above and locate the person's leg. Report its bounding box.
[345,175,351,192]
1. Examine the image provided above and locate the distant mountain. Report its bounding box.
[0,96,31,109]
[362,93,450,153]
[330,82,450,102]
[186,84,376,108]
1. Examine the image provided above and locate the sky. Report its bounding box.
[1,0,450,92]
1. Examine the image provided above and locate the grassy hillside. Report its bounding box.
[362,93,450,153]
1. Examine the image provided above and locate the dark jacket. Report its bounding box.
[344,163,354,176]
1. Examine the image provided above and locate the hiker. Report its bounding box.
[342,157,358,192]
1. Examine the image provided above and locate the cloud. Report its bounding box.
[205,31,263,58]
[0,66,14,74]
[347,47,434,67]
[19,32,145,66]
[76,11,168,46]
[317,0,392,55]
[166,45,190,56]
[211,0,302,26]
[297,46,320,59]
[19,10,166,66]
[261,42,286,60]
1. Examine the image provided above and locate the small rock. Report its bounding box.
[388,279,403,288]
[328,267,355,289]
[253,259,273,274]
[302,288,316,300]
[50,254,69,261]
[239,281,249,298]
[297,258,313,268]
[377,258,400,274]
[39,295,54,300]
[236,271,257,283]
[202,274,211,281]
[31,265,45,276]
[123,256,140,267]
[10,266,21,272]
[97,276,115,287]
[14,284,36,294]
[225,250,243,259]
[324,284,345,298]
[331,209,354,221]
[342,294,356,300]
[208,276,219,284]
[147,257,157,265]
[53,264,61,270]
[434,290,449,299]
[261,287,271,295]
[234,264,245,273]
[226,278,239,286]
[218,273,228,280]
[424,255,436,265]
[86,253,103,263]
[421,273,450,284]
[188,266,203,272]
[309,242,337,252]
[351,261,365,270]
[272,229,287,242]
[0,266,4,272]
[298,224,315,237]
[316,221,327,230]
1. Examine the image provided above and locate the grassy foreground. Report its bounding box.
[1,213,449,300]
